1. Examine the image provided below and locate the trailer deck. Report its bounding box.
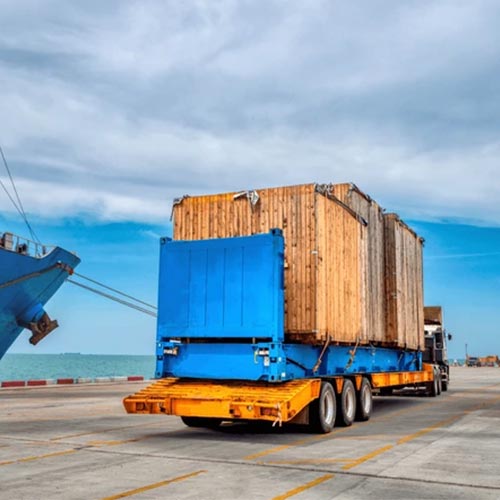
[123,366,435,424]
[124,378,321,423]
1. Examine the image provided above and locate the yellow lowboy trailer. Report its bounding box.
[124,230,445,433]
[124,365,436,431]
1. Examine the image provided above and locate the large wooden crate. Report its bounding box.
[331,183,386,343]
[424,306,442,325]
[384,214,424,350]
[172,183,370,345]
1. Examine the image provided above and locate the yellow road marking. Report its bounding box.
[0,449,77,467]
[86,438,144,447]
[50,420,171,441]
[244,443,304,461]
[346,393,500,470]
[264,458,354,465]
[243,388,482,460]
[396,414,461,445]
[248,390,500,467]
[243,426,353,460]
[271,474,334,500]
[101,470,206,500]
[244,397,441,461]
[0,435,153,467]
[342,445,394,470]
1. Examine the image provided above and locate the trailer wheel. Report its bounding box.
[181,416,222,429]
[355,378,372,422]
[336,379,357,427]
[428,374,439,397]
[309,381,336,433]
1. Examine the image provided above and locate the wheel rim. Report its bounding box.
[322,390,335,425]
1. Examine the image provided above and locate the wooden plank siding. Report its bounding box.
[173,184,319,337]
[173,184,367,344]
[424,306,443,325]
[384,214,424,350]
[172,183,425,350]
[331,183,386,343]
[315,193,365,344]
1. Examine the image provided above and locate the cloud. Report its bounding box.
[0,0,500,225]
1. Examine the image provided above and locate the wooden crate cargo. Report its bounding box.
[384,214,424,350]
[424,306,443,325]
[172,183,371,345]
[331,183,386,343]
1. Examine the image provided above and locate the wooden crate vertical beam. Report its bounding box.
[384,214,424,350]
[332,183,385,343]
[384,214,398,344]
[315,190,326,339]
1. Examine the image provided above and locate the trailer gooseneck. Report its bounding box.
[124,229,442,433]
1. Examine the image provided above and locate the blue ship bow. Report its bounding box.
[0,236,80,359]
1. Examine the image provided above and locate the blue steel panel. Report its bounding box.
[157,230,284,340]
[156,341,422,382]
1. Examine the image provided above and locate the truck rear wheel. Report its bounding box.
[428,373,439,397]
[309,381,336,433]
[441,379,448,391]
[181,416,222,429]
[355,378,372,422]
[336,379,356,427]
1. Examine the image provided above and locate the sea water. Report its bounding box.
[0,353,156,381]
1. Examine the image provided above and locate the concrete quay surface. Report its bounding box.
[0,367,499,499]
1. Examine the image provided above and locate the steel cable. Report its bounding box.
[67,279,157,318]
[0,145,41,244]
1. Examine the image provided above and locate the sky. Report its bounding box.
[0,0,499,360]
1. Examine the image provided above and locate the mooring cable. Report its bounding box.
[0,145,41,244]
[72,272,157,310]
[67,278,157,318]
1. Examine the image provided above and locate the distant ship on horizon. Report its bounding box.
[0,231,80,360]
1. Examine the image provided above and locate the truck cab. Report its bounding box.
[423,306,450,391]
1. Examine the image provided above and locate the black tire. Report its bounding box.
[355,378,372,422]
[441,379,448,391]
[181,416,222,428]
[336,379,357,427]
[437,374,442,395]
[428,375,439,397]
[309,381,336,433]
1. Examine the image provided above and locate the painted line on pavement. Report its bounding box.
[100,470,207,500]
[264,458,355,466]
[0,449,77,467]
[0,434,160,467]
[246,387,500,465]
[243,426,352,461]
[396,414,462,446]
[341,445,394,470]
[343,394,500,471]
[271,473,334,500]
[243,397,441,461]
[50,420,169,441]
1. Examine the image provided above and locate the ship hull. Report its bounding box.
[0,246,80,359]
